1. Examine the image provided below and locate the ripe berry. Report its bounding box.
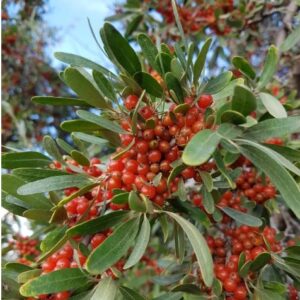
[197,94,213,109]
[141,185,156,199]
[124,95,138,110]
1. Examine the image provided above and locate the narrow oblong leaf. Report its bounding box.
[19,268,89,297]
[17,175,92,195]
[12,168,68,182]
[165,212,214,287]
[119,286,145,300]
[92,70,117,102]
[77,110,127,134]
[90,277,117,300]
[124,214,151,269]
[66,211,130,237]
[232,85,257,116]
[2,152,51,169]
[43,136,63,162]
[280,26,300,52]
[232,56,256,80]
[72,132,107,146]
[257,46,278,90]
[219,207,262,227]
[182,129,221,166]
[165,72,184,103]
[193,38,212,85]
[259,92,287,118]
[60,119,103,133]
[86,217,140,274]
[134,72,163,97]
[203,71,233,94]
[32,96,88,107]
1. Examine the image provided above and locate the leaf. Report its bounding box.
[125,14,143,37]
[259,93,287,118]
[111,192,129,204]
[70,150,90,166]
[86,217,140,274]
[264,144,300,162]
[165,72,184,103]
[2,174,51,209]
[239,144,300,219]
[198,171,213,192]
[172,283,201,294]
[159,215,169,242]
[219,207,262,227]
[250,252,271,271]
[182,129,221,166]
[56,138,75,154]
[92,70,117,102]
[17,269,41,284]
[32,96,88,107]
[19,268,89,297]
[77,110,127,134]
[174,222,185,264]
[128,191,147,212]
[12,168,68,182]
[90,277,117,300]
[54,52,118,81]
[2,152,51,169]
[64,67,110,109]
[171,0,187,50]
[243,116,300,141]
[102,22,141,75]
[17,175,92,195]
[119,286,145,300]
[232,85,257,116]
[193,38,212,85]
[167,163,186,186]
[201,186,215,214]
[221,110,246,124]
[23,209,51,222]
[60,119,103,133]
[72,132,107,146]
[203,71,233,94]
[280,26,300,52]
[40,226,67,253]
[155,52,172,74]
[134,72,163,97]
[43,135,63,162]
[137,33,159,71]
[232,56,256,80]
[257,46,278,90]
[67,211,130,237]
[124,214,150,269]
[165,212,214,287]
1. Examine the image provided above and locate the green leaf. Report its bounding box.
[86,217,140,274]
[67,211,130,237]
[60,119,103,133]
[64,67,111,109]
[119,286,145,300]
[20,268,89,297]
[250,252,271,271]
[111,192,129,204]
[165,212,214,287]
[155,52,172,74]
[70,150,90,166]
[159,215,169,242]
[23,209,51,222]
[232,56,256,80]
[257,46,278,90]
[125,14,143,37]
[77,110,127,134]
[72,132,107,146]
[124,214,150,269]
[193,38,212,85]
[212,78,244,102]
[92,70,117,102]
[18,269,41,284]
[201,186,215,214]
[198,171,213,192]
[259,92,287,118]
[203,71,232,94]
[174,222,185,263]
[239,144,300,219]
[239,260,252,278]
[90,277,117,300]
[2,151,51,169]
[56,138,75,154]
[221,110,246,124]
[171,0,187,50]
[12,168,68,182]
[280,26,300,52]
[232,85,257,116]
[128,191,147,212]
[43,135,63,162]
[219,207,262,227]
[17,175,92,195]
[243,116,300,141]
[102,22,141,75]
[264,144,300,162]
[137,33,159,71]
[172,283,201,294]
[40,226,67,253]
[134,72,163,97]
[182,129,221,166]
[54,52,118,81]
[2,174,51,209]
[165,72,184,103]
[32,96,88,107]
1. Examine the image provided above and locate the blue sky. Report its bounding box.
[44,0,118,68]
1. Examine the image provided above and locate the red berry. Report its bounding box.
[223,279,237,292]
[197,94,213,109]
[148,150,162,163]
[124,95,138,110]
[91,234,106,249]
[141,185,156,199]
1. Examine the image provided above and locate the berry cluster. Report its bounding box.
[9,235,40,264]
[236,169,277,204]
